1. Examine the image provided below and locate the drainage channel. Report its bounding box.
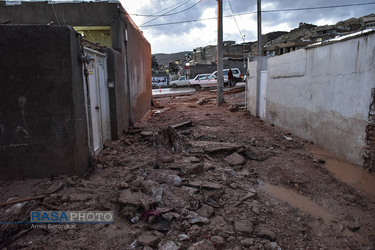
[261,183,335,223]
[310,147,375,201]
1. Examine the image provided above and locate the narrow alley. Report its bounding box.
[1,88,374,249]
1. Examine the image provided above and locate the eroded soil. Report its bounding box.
[1,87,375,249]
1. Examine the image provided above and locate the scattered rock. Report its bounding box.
[181,163,204,175]
[189,141,244,153]
[187,211,210,224]
[197,98,210,105]
[256,224,276,241]
[157,147,174,163]
[178,234,190,241]
[117,189,157,218]
[181,186,199,196]
[188,181,222,190]
[44,181,63,194]
[284,136,293,141]
[234,220,254,235]
[225,152,246,166]
[159,240,181,250]
[313,158,326,164]
[211,236,225,246]
[197,204,215,218]
[5,202,26,214]
[241,238,254,247]
[165,175,182,187]
[264,242,281,250]
[187,239,215,250]
[228,104,239,112]
[137,232,161,247]
[141,180,164,203]
[244,147,273,161]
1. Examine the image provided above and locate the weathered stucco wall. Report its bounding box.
[125,15,152,123]
[248,32,375,166]
[0,25,89,179]
[0,1,152,126]
[246,60,258,116]
[104,48,129,140]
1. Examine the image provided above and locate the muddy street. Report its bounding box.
[1,87,375,249]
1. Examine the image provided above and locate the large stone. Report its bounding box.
[137,232,161,247]
[159,240,181,250]
[197,204,215,218]
[256,224,276,241]
[211,236,225,246]
[187,239,215,250]
[141,180,163,203]
[225,152,245,166]
[264,242,281,250]
[165,174,182,187]
[157,147,174,163]
[181,163,204,175]
[234,220,254,235]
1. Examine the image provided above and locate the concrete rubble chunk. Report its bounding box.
[165,175,182,187]
[187,211,210,224]
[181,163,204,175]
[197,204,215,218]
[157,147,174,163]
[158,240,181,250]
[117,189,157,216]
[187,239,215,250]
[256,224,276,241]
[234,220,254,235]
[188,181,222,190]
[264,242,282,250]
[225,152,246,166]
[189,141,245,153]
[141,180,163,203]
[137,232,161,247]
[178,234,190,241]
[211,235,225,246]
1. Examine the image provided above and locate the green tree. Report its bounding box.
[168,61,179,74]
[151,55,159,70]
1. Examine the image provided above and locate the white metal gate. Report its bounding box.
[83,47,111,155]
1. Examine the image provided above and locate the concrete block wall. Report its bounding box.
[0,25,89,179]
[247,32,375,167]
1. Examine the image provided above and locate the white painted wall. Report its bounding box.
[247,32,375,166]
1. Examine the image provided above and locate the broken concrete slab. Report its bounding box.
[188,181,222,190]
[234,220,254,235]
[189,141,245,153]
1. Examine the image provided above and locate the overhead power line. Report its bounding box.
[228,0,245,42]
[139,2,375,28]
[141,0,190,26]
[131,0,203,17]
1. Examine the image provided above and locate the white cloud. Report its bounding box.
[120,0,374,53]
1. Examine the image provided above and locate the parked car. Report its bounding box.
[188,74,217,91]
[212,68,242,86]
[169,76,189,88]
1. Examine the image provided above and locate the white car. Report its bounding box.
[188,74,217,91]
[212,68,242,86]
[169,76,189,88]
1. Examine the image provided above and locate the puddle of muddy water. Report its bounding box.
[261,183,335,223]
[310,147,375,201]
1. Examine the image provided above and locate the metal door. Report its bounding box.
[83,48,111,155]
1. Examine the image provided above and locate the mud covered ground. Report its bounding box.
[1,87,375,249]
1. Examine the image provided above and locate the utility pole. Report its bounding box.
[256,0,262,116]
[257,0,262,58]
[217,0,224,105]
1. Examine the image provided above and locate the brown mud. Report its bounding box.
[1,87,374,249]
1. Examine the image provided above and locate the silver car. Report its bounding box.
[188,74,218,91]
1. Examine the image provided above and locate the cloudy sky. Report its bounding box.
[120,0,373,54]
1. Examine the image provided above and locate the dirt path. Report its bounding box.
[1,88,374,249]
